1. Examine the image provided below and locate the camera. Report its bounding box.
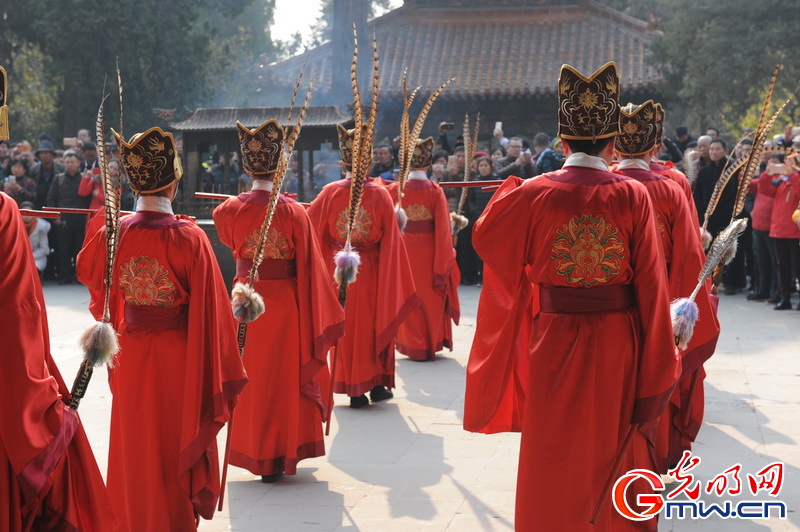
[442,122,455,130]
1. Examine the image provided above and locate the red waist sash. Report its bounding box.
[236,258,297,280]
[404,220,435,233]
[124,303,189,329]
[539,284,635,314]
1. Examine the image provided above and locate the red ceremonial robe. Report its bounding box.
[77,209,247,531]
[0,192,117,531]
[307,178,417,396]
[616,165,720,472]
[394,179,460,360]
[213,190,345,476]
[468,166,679,531]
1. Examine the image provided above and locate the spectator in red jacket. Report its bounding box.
[761,156,800,310]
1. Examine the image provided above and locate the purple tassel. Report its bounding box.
[395,205,408,231]
[670,297,699,350]
[334,243,361,285]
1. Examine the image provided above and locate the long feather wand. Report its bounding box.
[670,219,748,348]
[452,112,479,244]
[70,93,120,410]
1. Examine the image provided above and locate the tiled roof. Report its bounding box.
[169,105,351,131]
[263,1,661,99]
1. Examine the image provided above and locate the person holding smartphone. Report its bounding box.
[3,158,37,205]
[78,166,104,210]
[496,136,535,179]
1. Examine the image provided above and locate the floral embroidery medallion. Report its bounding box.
[655,213,667,242]
[118,255,176,306]
[243,228,292,260]
[335,206,373,243]
[406,203,432,221]
[551,214,625,286]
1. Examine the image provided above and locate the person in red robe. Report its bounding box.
[77,127,247,531]
[648,103,701,221]
[614,100,720,473]
[0,192,118,532]
[307,124,417,408]
[393,137,460,360]
[465,62,679,531]
[212,120,345,482]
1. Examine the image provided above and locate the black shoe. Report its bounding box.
[768,297,780,304]
[349,394,369,409]
[773,300,792,310]
[261,472,284,483]
[369,385,393,402]
[746,293,769,301]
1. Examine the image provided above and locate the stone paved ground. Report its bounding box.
[43,283,799,531]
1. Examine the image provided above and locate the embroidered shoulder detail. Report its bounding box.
[406,203,433,221]
[335,206,373,242]
[551,214,625,286]
[243,227,293,259]
[118,255,177,306]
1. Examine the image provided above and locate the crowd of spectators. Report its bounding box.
[685,125,800,310]
[1,133,134,284]
[406,122,566,285]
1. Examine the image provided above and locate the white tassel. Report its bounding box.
[700,227,712,250]
[231,282,265,323]
[395,204,408,231]
[78,321,119,367]
[450,212,468,233]
[723,239,739,265]
[334,242,361,286]
[670,298,699,350]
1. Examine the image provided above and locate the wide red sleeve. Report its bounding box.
[77,208,132,321]
[666,188,720,377]
[76,220,107,320]
[431,186,456,291]
[292,203,345,401]
[472,177,532,285]
[464,177,533,433]
[178,226,248,519]
[626,186,681,423]
[373,188,418,355]
[306,186,337,265]
[0,193,117,530]
[0,194,73,487]
[430,186,461,324]
[211,197,238,250]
